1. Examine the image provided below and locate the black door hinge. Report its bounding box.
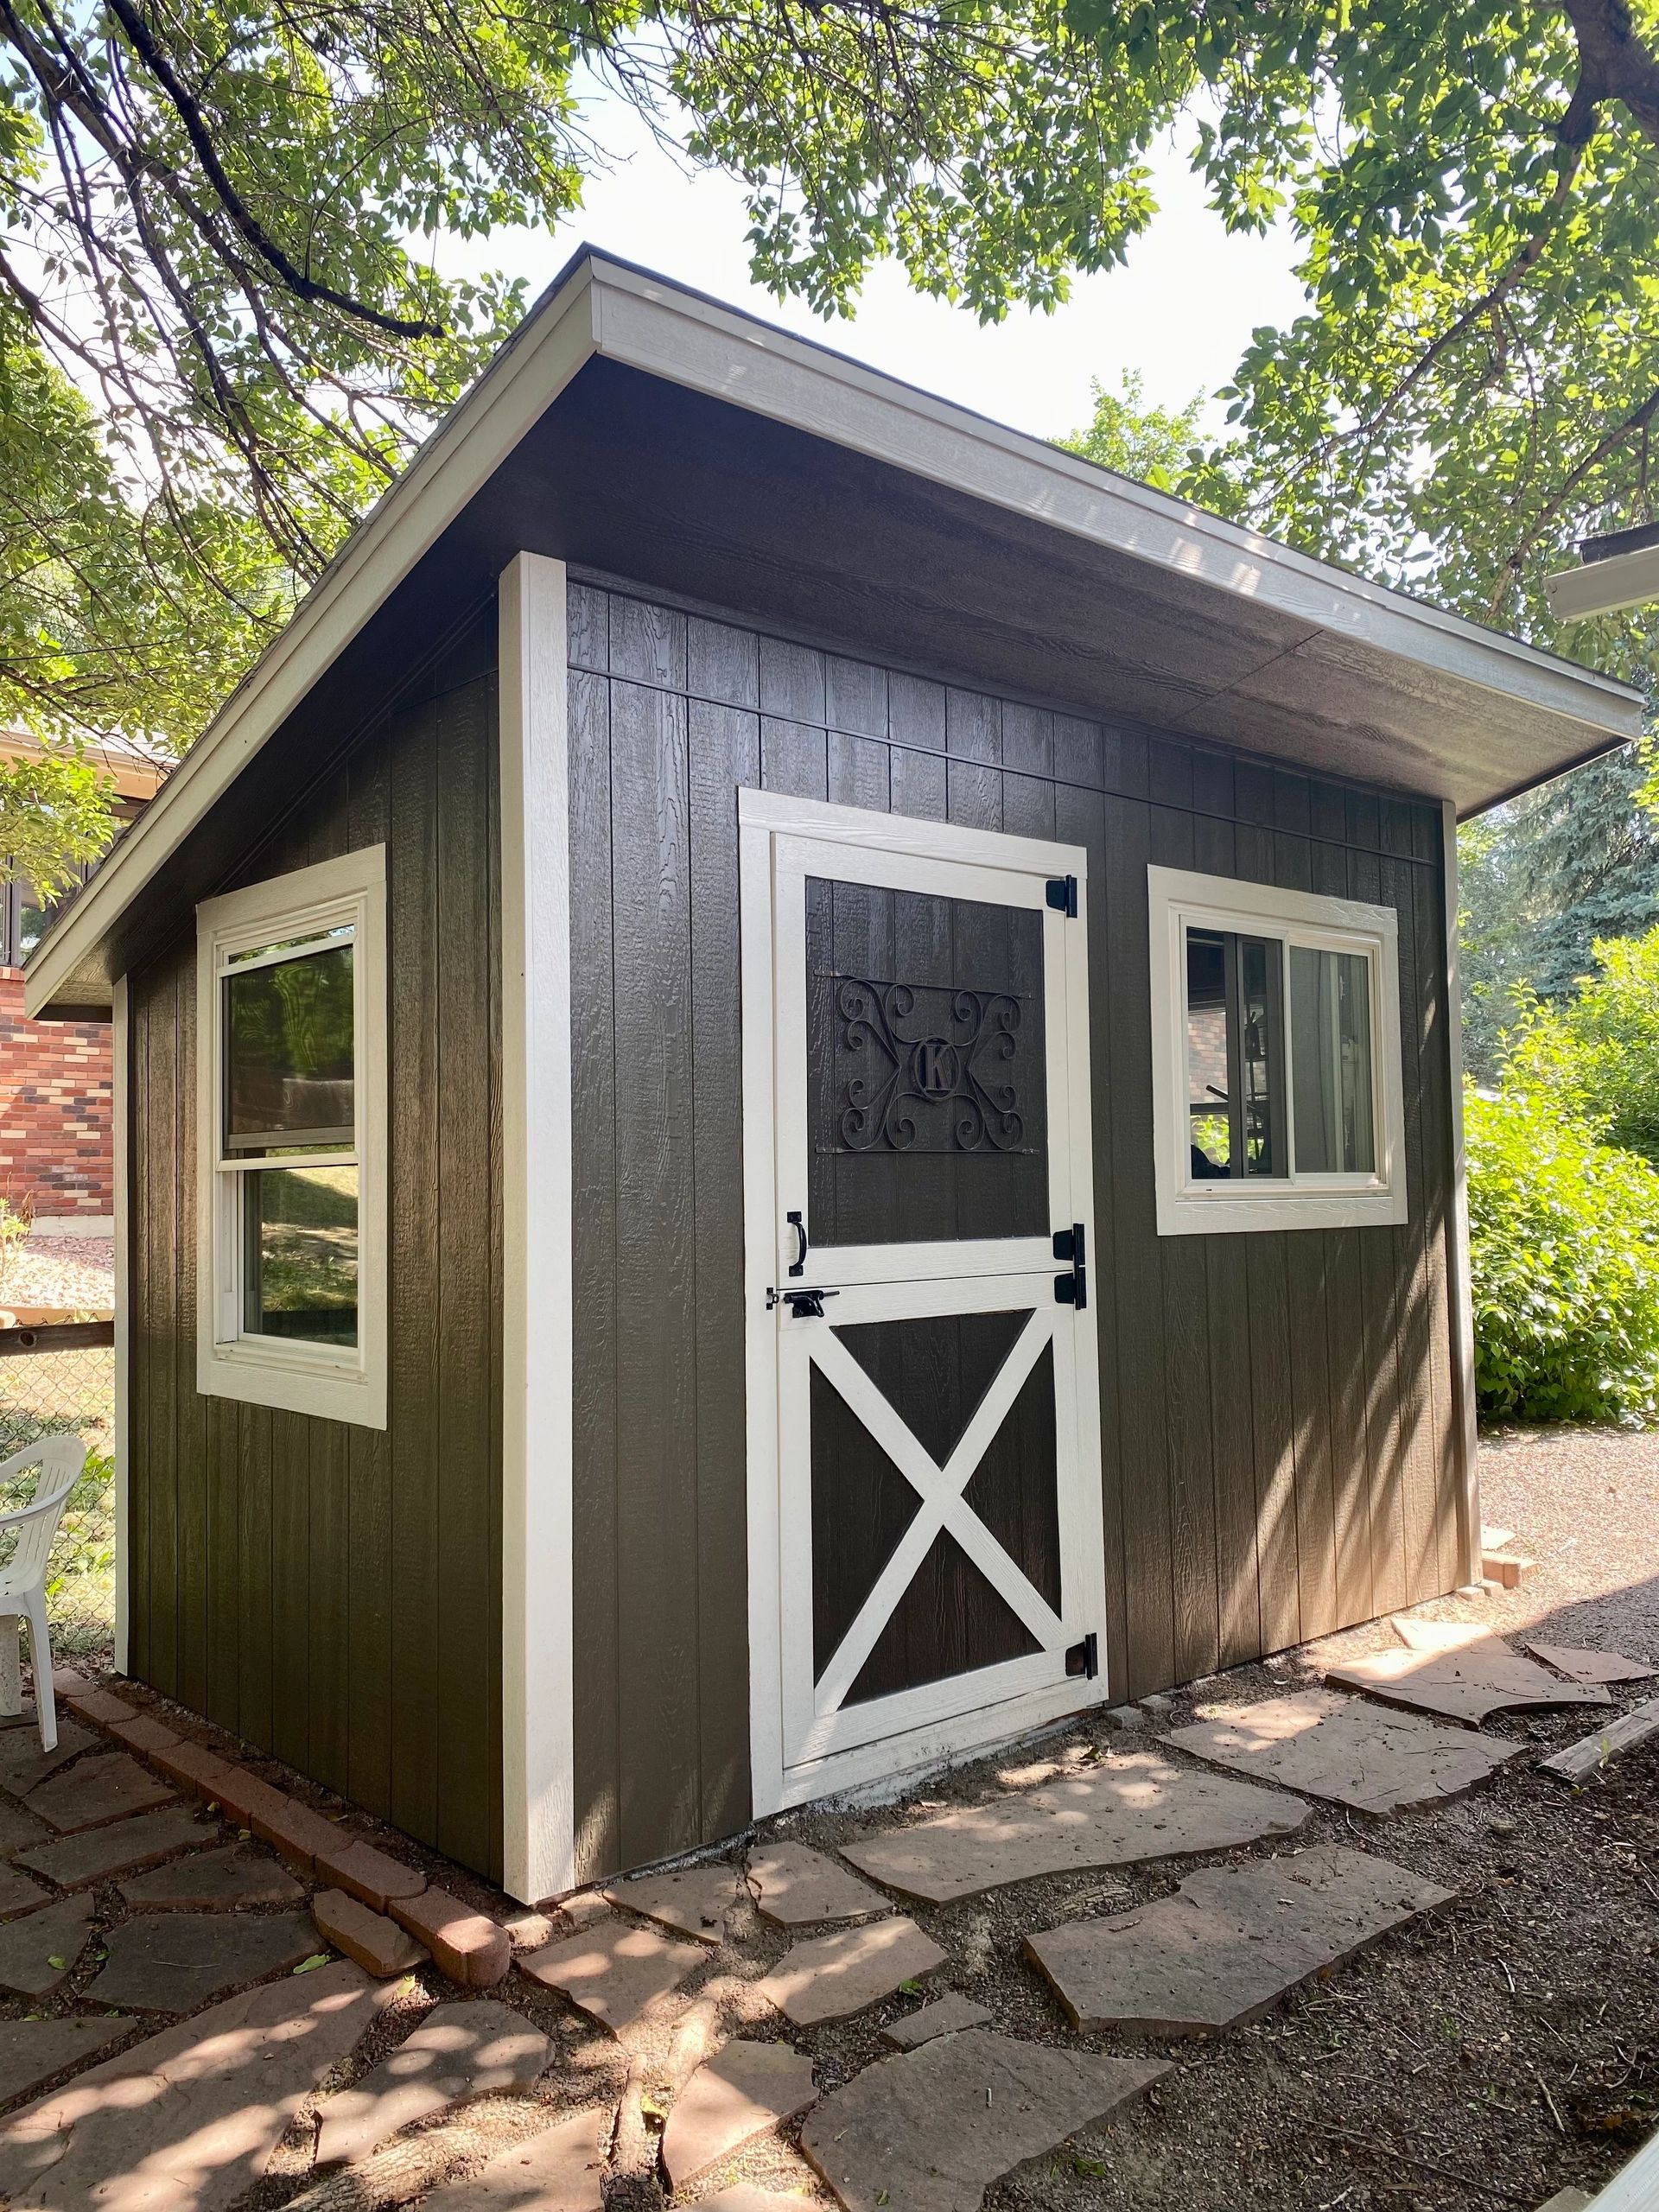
[1053,1222,1087,1311]
[1065,1631,1099,1681]
[1046,874,1078,918]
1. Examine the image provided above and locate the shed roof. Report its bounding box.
[25,248,1642,1018]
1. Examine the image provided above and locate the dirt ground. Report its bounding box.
[23,1425,1659,2212]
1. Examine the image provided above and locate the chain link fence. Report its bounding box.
[0,1322,117,1656]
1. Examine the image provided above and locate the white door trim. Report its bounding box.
[740,790,1107,1816]
[499,551,575,1904]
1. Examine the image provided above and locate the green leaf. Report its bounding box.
[292,1955,332,1974]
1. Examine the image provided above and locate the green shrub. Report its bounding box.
[1467,1089,1659,1422]
[1500,926,1659,1164]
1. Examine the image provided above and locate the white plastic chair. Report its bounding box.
[0,1436,87,1752]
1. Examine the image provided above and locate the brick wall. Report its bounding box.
[0,971,112,1217]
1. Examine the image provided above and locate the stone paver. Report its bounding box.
[801,2029,1168,2212]
[418,2107,608,2210]
[662,2039,817,2190]
[1326,1635,1611,1724]
[0,1957,395,2210]
[1164,1691,1520,1815]
[315,1999,551,2167]
[699,2191,821,2212]
[0,1897,94,1996]
[1026,1844,1453,2036]
[747,1843,890,1927]
[0,1798,49,1856]
[839,1751,1308,1903]
[519,1920,703,2033]
[16,1805,215,1890]
[0,1864,49,1919]
[759,1916,947,2029]
[0,2018,139,2107]
[26,1753,175,1834]
[313,1888,429,1977]
[84,1909,321,2012]
[603,1861,743,1945]
[0,1719,97,1792]
[118,1843,302,1910]
[390,1888,512,1988]
[1527,1642,1656,1686]
[880,1994,992,2050]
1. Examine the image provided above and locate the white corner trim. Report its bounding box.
[1147,863,1410,1236]
[499,551,575,1905]
[111,974,130,1677]
[1441,801,1482,1583]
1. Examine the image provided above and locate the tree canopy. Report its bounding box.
[3,0,1658,881]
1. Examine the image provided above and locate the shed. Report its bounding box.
[26,251,1642,1903]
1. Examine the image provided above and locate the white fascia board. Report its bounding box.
[1545,542,1659,621]
[588,259,1641,741]
[22,265,602,1020]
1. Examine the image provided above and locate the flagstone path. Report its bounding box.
[1164,1688,1521,1813]
[315,1999,551,2167]
[746,1842,889,1926]
[0,1621,1641,2209]
[604,1862,746,1945]
[1025,1844,1452,2036]
[801,2031,1169,2212]
[1325,1632,1612,1723]
[759,1916,947,2027]
[660,2039,817,2189]
[0,1960,397,2211]
[839,1751,1308,1902]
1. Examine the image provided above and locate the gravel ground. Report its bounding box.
[0,1233,114,1313]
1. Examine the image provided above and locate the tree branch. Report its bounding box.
[1560,0,1659,142]
[100,0,446,340]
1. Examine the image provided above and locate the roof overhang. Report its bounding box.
[26,249,1643,1018]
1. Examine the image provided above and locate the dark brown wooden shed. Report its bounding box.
[26,252,1641,1901]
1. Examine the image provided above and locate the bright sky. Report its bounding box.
[450,79,1311,447]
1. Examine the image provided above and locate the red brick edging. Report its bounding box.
[54,1671,512,1988]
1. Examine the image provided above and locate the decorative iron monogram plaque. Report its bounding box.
[825,973,1033,1154]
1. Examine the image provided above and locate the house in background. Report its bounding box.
[22,253,1641,1904]
[0,734,165,1232]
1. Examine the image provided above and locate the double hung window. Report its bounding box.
[196,849,387,1425]
[1149,866,1407,1235]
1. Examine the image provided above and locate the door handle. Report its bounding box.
[786,1210,808,1277]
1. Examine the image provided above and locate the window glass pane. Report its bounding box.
[224,941,353,1153]
[1238,937,1281,1177]
[1291,946,1376,1173]
[17,888,48,960]
[242,1165,358,1344]
[1185,930,1231,1176]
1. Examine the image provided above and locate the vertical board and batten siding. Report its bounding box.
[125,619,505,1881]
[567,575,1464,1883]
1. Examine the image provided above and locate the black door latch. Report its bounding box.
[1046,874,1079,918]
[766,1287,841,1318]
[1065,1631,1099,1680]
[1053,1222,1088,1310]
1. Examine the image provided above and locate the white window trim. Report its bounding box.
[1148,864,1408,1236]
[195,847,388,1427]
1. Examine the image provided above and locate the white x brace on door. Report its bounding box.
[740,788,1107,1814]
